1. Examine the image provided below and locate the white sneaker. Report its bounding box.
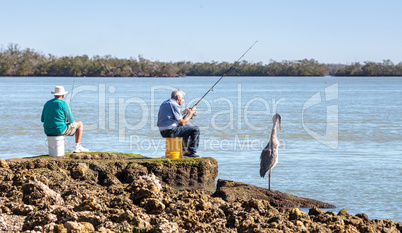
[73,144,89,153]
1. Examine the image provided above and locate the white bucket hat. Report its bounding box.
[51,86,68,96]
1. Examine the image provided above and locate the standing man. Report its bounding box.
[41,86,89,153]
[157,89,200,158]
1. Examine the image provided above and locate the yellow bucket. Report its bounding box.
[165,137,183,158]
[166,151,181,159]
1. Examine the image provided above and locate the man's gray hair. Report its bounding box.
[171,89,185,99]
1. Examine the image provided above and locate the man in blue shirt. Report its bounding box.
[41,86,89,153]
[157,89,200,158]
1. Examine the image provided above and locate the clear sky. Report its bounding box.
[1,0,401,64]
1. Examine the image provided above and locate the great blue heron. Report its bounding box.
[260,113,282,190]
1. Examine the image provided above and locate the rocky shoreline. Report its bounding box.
[0,153,401,232]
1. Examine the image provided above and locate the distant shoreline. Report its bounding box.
[1,75,402,78]
[1,44,401,77]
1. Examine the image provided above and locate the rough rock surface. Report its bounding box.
[6,153,218,187]
[0,155,400,233]
[213,179,335,209]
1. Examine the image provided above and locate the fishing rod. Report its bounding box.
[185,41,257,118]
[69,77,76,111]
[192,41,258,108]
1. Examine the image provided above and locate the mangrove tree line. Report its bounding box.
[1,44,401,77]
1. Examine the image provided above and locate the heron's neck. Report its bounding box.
[270,121,278,139]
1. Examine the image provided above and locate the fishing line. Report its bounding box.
[69,77,76,111]
[64,77,76,151]
[192,41,258,108]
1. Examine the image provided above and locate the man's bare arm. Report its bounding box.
[178,106,196,126]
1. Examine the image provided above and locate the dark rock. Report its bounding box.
[151,216,179,233]
[0,159,9,168]
[0,205,11,215]
[64,221,95,233]
[356,213,370,222]
[90,162,121,186]
[71,163,90,180]
[22,210,57,230]
[337,208,350,218]
[46,160,59,170]
[0,181,13,195]
[52,206,78,223]
[213,179,336,209]
[107,184,125,194]
[0,168,14,183]
[288,208,309,221]
[309,205,325,216]
[119,162,148,183]
[9,203,34,215]
[313,212,345,226]
[129,210,152,231]
[109,196,134,210]
[21,181,64,207]
[241,198,279,217]
[130,174,163,204]
[195,199,209,211]
[344,215,364,227]
[53,223,68,233]
[141,198,166,214]
[74,199,101,212]
[76,211,107,227]
[101,172,122,186]
[61,188,84,207]
[396,222,402,232]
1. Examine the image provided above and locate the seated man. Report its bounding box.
[157,89,200,158]
[41,86,89,153]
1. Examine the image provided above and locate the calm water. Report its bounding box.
[0,76,401,221]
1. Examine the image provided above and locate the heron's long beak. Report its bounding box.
[279,121,281,131]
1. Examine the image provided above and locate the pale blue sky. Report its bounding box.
[1,0,401,64]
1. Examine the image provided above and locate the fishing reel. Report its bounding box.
[183,111,197,119]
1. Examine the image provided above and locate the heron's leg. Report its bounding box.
[268,170,271,191]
